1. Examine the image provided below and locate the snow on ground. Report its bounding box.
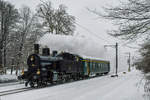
[0,70,20,83]
[0,74,17,83]
[0,84,25,92]
[1,69,146,100]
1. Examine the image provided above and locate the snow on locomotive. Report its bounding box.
[19,44,110,87]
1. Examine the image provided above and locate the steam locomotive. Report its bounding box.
[19,44,110,87]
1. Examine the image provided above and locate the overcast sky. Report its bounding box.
[5,0,138,54]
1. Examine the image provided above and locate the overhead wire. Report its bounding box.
[75,22,140,50]
[74,22,112,44]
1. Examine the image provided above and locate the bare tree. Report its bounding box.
[54,4,76,35]
[90,0,150,41]
[13,6,43,75]
[0,0,19,73]
[36,1,75,35]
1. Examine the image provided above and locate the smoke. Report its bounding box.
[39,34,128,73]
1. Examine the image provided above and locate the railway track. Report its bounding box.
[0,82,23,87]
[0,77,102,97]
[0,87,32,96]
[0,72,119,97]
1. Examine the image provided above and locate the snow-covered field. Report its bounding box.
[1,69,146,100]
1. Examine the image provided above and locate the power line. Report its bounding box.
[119,40,140,50]
[75,22,111,44]
[75,21,140,50]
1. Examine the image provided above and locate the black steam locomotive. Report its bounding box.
[19,44,110,87]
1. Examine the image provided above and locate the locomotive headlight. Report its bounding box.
[30,56,34,61]
[36,69,40,75]
[32,64,35,67]
[21,69,24,75]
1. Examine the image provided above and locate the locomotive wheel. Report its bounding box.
[29,82,35,88]
[25,82,28,87]
[58,78,66,84]
[62,77,66,83]
[41,82,47,87]
[37,81,42,88]
[37,81,48,87]
[29,81,40,88]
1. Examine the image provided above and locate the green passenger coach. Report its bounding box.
[82,58,110,76]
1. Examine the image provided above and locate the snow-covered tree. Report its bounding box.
[11,6,43,75]
[0,0,19,73]
[135,42,150,73]
[36,1,75,35]
[91,0,150,42]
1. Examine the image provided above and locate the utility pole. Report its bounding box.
[128,52,131,72]
[104,42,118,77]
[115,43,118,76]
[125,52,131,72]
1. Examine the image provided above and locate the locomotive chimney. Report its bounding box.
[52,50,57,57]
[34,44,39,54]
[42,48,50,56]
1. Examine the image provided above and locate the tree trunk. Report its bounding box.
[0,10,4,73]
[4,44,6,74]
[15,66,18,75]
[0,49,2,70]
[11,66,13,75]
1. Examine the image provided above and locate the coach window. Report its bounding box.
[93,62,95,71]
[90,62,92,70]
[95,63,97,70]
[85,62,87,68]
[103,64,105,69]
[96,63,98,71]
[93,63,95,69]
[94,62,96,70]
[99,63,101,70]
[100,63,102,70]
[91,62,93,71]
[104,63,106,68]
[99,64,100,69]
[103,64,105,70]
